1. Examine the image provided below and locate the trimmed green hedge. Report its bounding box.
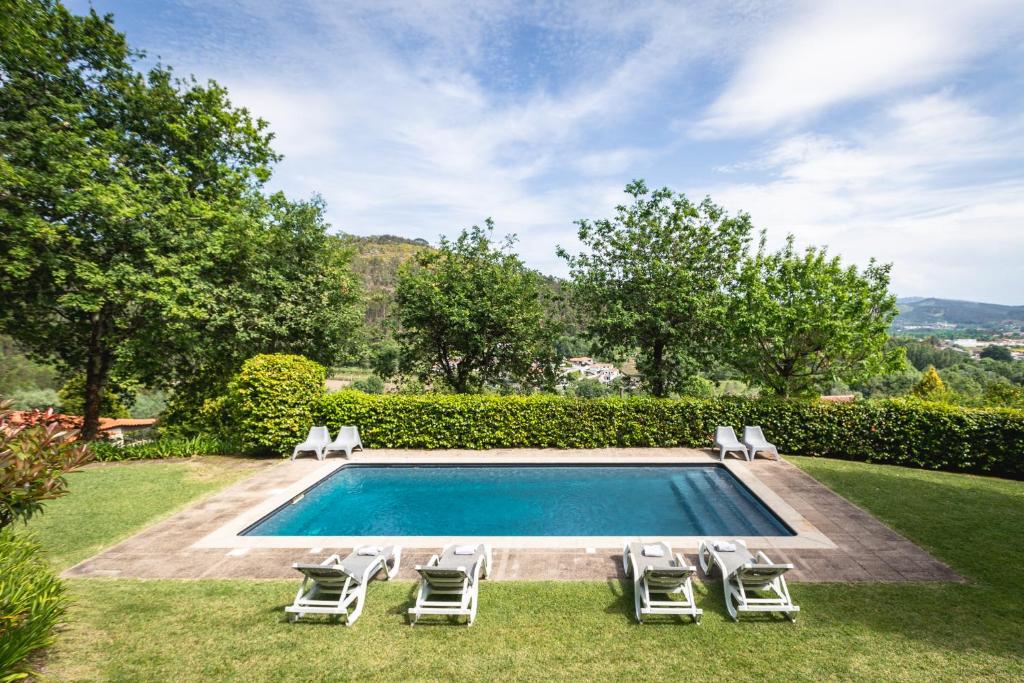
[225,354,326,454]
[314,392,1024,478]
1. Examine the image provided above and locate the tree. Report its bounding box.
[0,401,92,530]
[395,221,560,392]
[980,345,1013,362]
[726,235,900,397]
[0,3,361,436]
[558,180,752,397]
[912,366,947,400]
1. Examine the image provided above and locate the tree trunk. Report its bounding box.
[651,339,666,398]
[80,308,112,440]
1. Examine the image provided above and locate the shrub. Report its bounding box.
[7,388,60,411]
[0,403,93,530]
[88,435,241,462]
[224,354,326,454]
[0,530,69,681]
[313,392,1024,479]
[350,375,385,394]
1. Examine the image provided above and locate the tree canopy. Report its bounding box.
[726,236,901,397]
[0,2,361,436]
[558,180,752,397]
[395,221,559,392]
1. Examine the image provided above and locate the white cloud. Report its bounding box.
[695,0,1023,137]
[706,92,1024,302]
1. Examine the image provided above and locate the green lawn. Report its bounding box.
[34,457,1024,681]
[26,456,266,569]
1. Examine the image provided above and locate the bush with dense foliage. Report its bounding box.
[224,354,326,454]
[313,391,1024,478]
[88,435,241,462]
[0,530,69,681]
[0,404,93,530]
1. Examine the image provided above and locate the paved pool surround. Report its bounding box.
[64,449,961,583]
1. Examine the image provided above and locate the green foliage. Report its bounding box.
[0,4,361,439]
[678,375,715,399]
[224,354,326,454]
[87,435,240,462]
[980,345,1014,362]
[982,383,1024,409]
[559,180,752,397]
[313,391,1024,478]
[57,375,130,418]
[0,402,93,530]
[896,338,966,371]
[0,336,58,395]
[0,530,68,682]
[727,235,900,397]
[7,389,60,412]
[912,366,947,400]
[350,375,385,394]
[395,221,560,392]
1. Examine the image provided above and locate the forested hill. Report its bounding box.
[337,234,432,334]
[337,233,582,342]
[895,297,1024,329]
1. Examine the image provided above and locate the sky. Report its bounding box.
[68,0,1024,304]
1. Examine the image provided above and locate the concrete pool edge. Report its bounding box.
[191,450,836,551]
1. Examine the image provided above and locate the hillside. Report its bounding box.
[338,234,432,337]
[895,297,1024,330]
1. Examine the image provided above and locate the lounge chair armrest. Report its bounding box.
[322,554,342,566]
[755,550,772,564]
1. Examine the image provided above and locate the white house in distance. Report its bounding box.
[562,356,622,384]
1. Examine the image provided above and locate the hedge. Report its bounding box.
[88,435,242,462]
[224,354,326,454]
[312,392,1024,479]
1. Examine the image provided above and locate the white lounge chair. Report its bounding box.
[698,539,799,621]
[713,426,750,462]
[324,425,363,458]
[285,545,401,625]
[623,541,702,624]
[409,543,491,626]
[743,426,779,461]
[291,426,330,461]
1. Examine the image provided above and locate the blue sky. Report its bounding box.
[69,1,1024,303]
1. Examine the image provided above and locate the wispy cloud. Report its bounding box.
[694,0,1023,137]
[706,92,1024,299]
[69,0,1024,301]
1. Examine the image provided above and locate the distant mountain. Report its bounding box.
[895,298,1024,329]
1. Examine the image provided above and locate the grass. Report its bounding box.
[25,456,266,569]
[31,457,1024,681]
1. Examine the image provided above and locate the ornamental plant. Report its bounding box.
[223,354,327,454]
[0,401,93,531]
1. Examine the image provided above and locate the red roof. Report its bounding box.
[3,411,155,432]
[820,394,856,403]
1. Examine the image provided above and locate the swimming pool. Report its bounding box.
[242,464,794,537]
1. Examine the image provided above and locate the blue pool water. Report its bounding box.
[243,465,794,537]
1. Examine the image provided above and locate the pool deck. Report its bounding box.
[63,449,961,583]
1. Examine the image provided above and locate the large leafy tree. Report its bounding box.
[726,235,901,397]
[0,2,361,437]
[558,180,752,397]
[394,221,559,392]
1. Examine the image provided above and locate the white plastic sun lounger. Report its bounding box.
[285,545,401,625]
[623,541,702,623]
[743,426,779,461]
[713,426,750,462]
[698,539,798,621]
[409,543,492,626]
[324,425,363,458]
[291,426,330,461]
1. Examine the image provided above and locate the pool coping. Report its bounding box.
[192,451,835,551]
